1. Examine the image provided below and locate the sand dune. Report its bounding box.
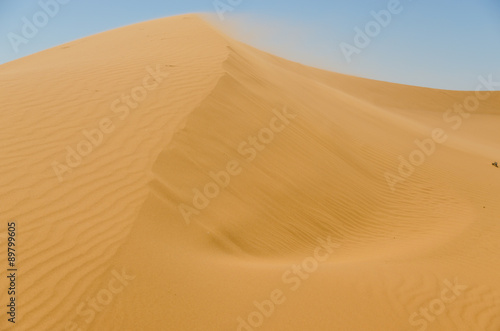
[1,14,500,331]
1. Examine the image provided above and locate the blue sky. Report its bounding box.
[1,0,499,90]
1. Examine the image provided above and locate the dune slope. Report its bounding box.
[1,14,500,331]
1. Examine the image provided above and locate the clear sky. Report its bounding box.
[1,0,499,90]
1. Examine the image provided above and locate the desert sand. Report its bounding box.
[1,14,500,331]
